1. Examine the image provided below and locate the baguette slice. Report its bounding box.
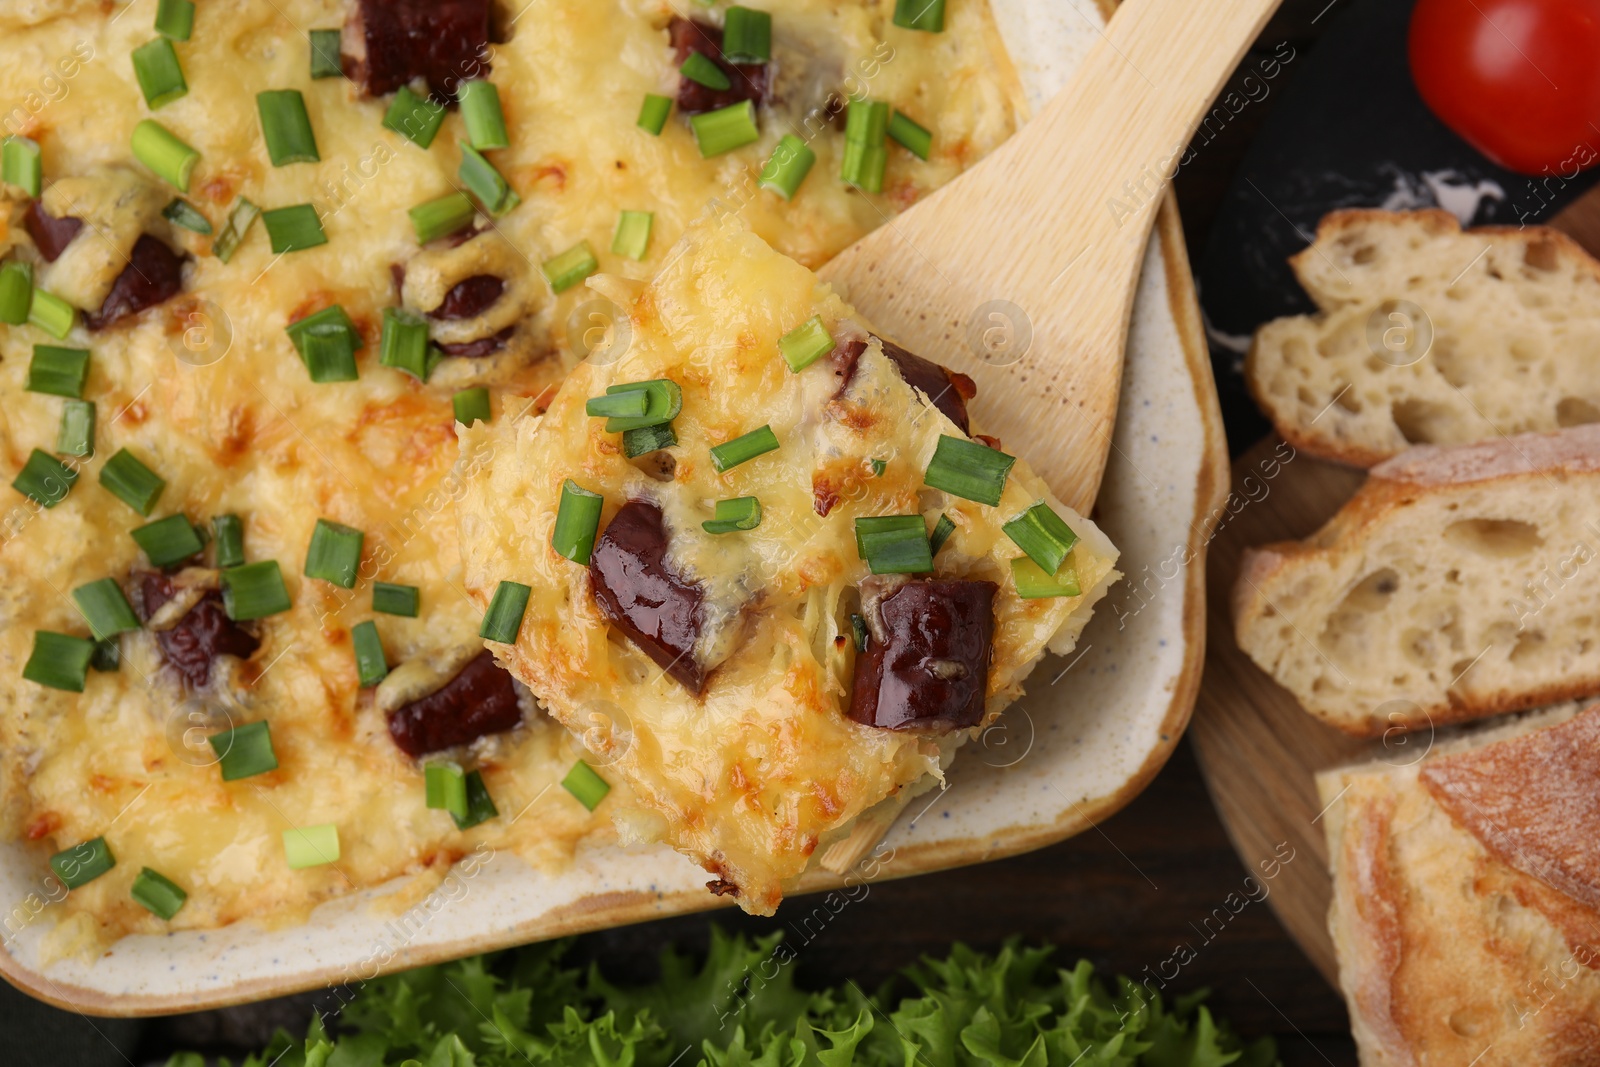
[1318,702,1600,1067]
[1234,424,1600,736]
[1247,209,1600,467]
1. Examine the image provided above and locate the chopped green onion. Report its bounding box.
[50,837,114,889]
[710,424,779,472]
[131,120,199,191]
[552,479,603,565]
[611,210,653,261]
[0,261,32,324]
[287,305,361,357]
[260,203,326,253]
[722,7,772,62]
[12,449,76,508]
[759,134,816,200]
[850,613,869,651]
[562,760,610,811]
[453,770,498,830]
[930,512,956,555]
[23,631,96,692]
[2,137,41,198]
[133,513,204,567]
[155,0,195,40]
[703,496,762,534]
[637,94,672,135]
[853,514,924,555]
[212,514,244,567]
[690,100,759,157]
[424,760,469,821]
[27,345,89,398]
[309,29,342,79]
[870,457,888,477]
[221,560,291,620]
[162,197,212,235]
[28,288,75,339]
[587,390,650,419]
[257,90,319,165]
[130,867,186,920]
[888,110,933,160]
[459,142,520,216]
[304,518,363,588]
[542,241,598,294]
[408,191,475,243]
[459,80,509,150]
[351,620,388,687]
[923,434,1015,506]
[282,823,339,869]
[383,86,447,149]
[842,100,889,193]
[91,638,120,672]
[856,515,934,574]
[1012,555,1081,599]
[210,720,277,780]
[301,322,359,382]
[480,579,531,642]
[778,316,833,372]
[57,399,94,457]
[893,0,946,32]
[623,423,677,458]
[379,307,431,379]
[373,582,419,617]
[99,448,165,515]
[680,52,731,92]
[213,198,260,263]
[1002,500,1080,576]
[454,387,491,426]
[72,578,140,641]
[133,38,188,110]
[602,379,682,432]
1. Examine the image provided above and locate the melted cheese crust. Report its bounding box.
[456,217,1119,914]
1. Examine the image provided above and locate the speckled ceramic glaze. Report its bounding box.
[0,0,1229,1014]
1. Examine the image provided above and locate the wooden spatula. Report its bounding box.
[818,0,1282,513]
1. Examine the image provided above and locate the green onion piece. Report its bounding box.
[703,496,762,534]
[257,90,319,165]
[923,434,1016,506]
[2,137,41,198]
[383,86,448,149]
[220,560,291,620]
[611,210,653,261]
[286,305,361,359]
[850,613,869,651]
[680,52,731,91]
[1002,500,1080,576]
[379,307,432,379]
[131,120,199,191]
[856,516,934,574]
[853,514,924,556]
[893,0,946,32]
[408,191,475,244]
[50,836,115,889]
[842,100,889,193]
[587,390,650,419]
[930,512,956,555]
[58,399,95,458]
[282,823,339,869]
[459,142,520,216]
[562,760,610,811]
[373,581,419,617]
[602,380,683,432]
[1012,555,1081,599]
[637,93,672,135]
[304,518,363,589]
[552,479,603,565]
[690,100,760,157]
[453,770,498,830]
[72,578,140,641]
[12,449,76,508]
[888,110,933,160]
[260,203,326,253]
[210,720,277,780]
[871,458,888,477]
[155,0,195,40]
[710,424,779,472]
[459,80,509,150]
[480,579,531,642]
[542,241,598,294]
[623,423,676,458]
[759,135,816,200]
[91,637,120,672]
[301,323,359,382]
[99,448,165,515]
[27,345,89,398]
[162,197,212,235]
[351,620,388,688]
[213,198,260,263]
[24,631,96,692]
[132,513,203,567]
[212,514,244,567]
[130,867,187,920]
[0,261,32,324]
[424,760,469,820]
[778,316,833,372]
[28,288,76,339]
[309,29,342,79]
[454,387,491,426]
[133,38,188,110]
[722,6,772,62]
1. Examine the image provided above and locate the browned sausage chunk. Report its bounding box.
[85,234,185,331]
[589,500,708,693]
[23,203,83,263]
[139,573,261,689]
[344,0,492,100]
[386,649,522,757]
[849,579,997,731]
[669,18,769,115]
[430,274,504,320]
[830,336,976,434]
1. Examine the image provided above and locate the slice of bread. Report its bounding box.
[1234,424,1600,736]
[1247,209,1600,467]
[1317,701,1600,1067]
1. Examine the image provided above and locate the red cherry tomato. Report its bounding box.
[1409,0,1600,175]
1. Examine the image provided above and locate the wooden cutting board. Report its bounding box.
[1188,185,1600,986]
